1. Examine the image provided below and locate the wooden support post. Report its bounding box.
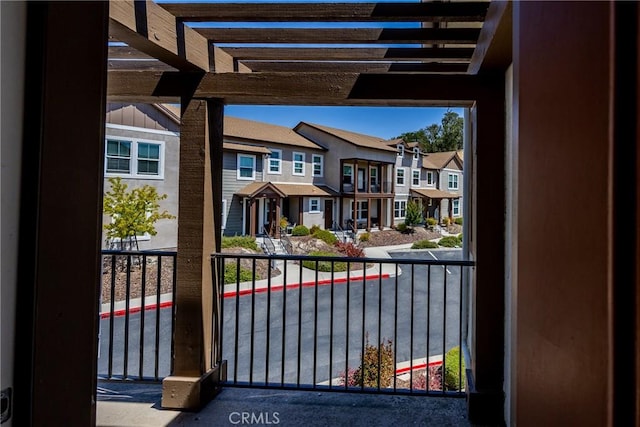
[366,198,371,231]
[275,199,281,238]
[250,199,256,237]
[298,196,303,226]
[379,199,385,230]
[162,99,223,409]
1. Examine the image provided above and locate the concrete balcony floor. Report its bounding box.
[97,381,474,426]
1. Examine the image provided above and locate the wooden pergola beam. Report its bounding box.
[468,1,512,74]
[159,2,489,22]
[107,70,495,105]
[109,0,210,72]
[196,28,481,44]
[240,61,469,73]
[222,47,475,61]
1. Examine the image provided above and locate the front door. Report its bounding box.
[324,199,333,229]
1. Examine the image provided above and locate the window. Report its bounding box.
[309,198,320,213]
[452,199,460,216]
[394,200,407,219]
[396,168,406,186]
[106,140,131,174]
[312,154,323,177]
[343,164,353,184]
[397,144,404,157]
[448,173,459,190]
[370,167,378,190]
[105,137,164,179]
[293,152,305,176]
[237,154,256,180]
[137,143,160,175]
[412,169,420,187]
[349,200,369,220]
[413,147,420,160]
[427,171,434,186]
[268,149,282,174]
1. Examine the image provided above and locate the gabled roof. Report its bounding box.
[152,104,181,123]
[422,150,462,170]
[295,122,398,153]
[225,116,325,150]
[411,188,460,199]
[223,142,272,155]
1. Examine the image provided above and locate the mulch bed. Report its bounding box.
[359,227,442,247]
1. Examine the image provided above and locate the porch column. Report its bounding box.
[162,99,223,409]
[275,198,281,238]
[366,197,372,231]
[379,199,385,230]
[250,198,256,237]
[298,196,303,226]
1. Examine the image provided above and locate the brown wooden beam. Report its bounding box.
[197,27,480,44]
[108,59,177,71]
[222,47,475,61]
[161,2,489,23]
[107,70,493,105]
[108,45,155,59]
[109,0,209,71]
[468,1,512,74]
[240,61,469,73]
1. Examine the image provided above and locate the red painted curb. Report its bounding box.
[395,360,442,375]
[100,273,390,318]
[223,273,390,299]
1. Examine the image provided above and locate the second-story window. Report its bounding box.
[397,144,404,157]
[105,138,164,179]
[293,152,305,176]
[343,164,353,184]
[412,169,420,187]
[137,143,160,175]
[448,173,459,190]
[268,149,281,174]
[237,154,256,180]
[396,168,406,186]
[427,171,434,186]
[312,154,323,177]
[106,140,131,174]
[413,147,420,160]
[370,167,378,190]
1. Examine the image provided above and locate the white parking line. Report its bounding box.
[427,251,452,274]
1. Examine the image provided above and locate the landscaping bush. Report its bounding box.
[309,224,320,235]
[312,228,338,245]
[454,217,463,225]
[221,236,259,251]
[443,346,466,391]
[438,236,460,247]
[396,222,414,234]
[223,263,253,284]
[358,232,370,242]
[404,200,423,227]
[426,217,438,227]
[456,233,463,244]
[301,251,347,272]
[291,225,310,236]
[411,239,439,249]
[442,217,451,226]
[351,336,395,388]
[334,241,365,258]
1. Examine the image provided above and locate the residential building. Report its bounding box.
[103,103,180,250]
[412,150,463,222]
[294,122,399,231]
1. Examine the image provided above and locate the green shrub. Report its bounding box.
[426,217,438,227]
[279,216,289,229]
[221,236,259,251]
[352,336,395,388]
[444,346,466,391]
[223,263,253,284]
[312,228,338,245]
[456,233,463,244]
[454,217,463,225]
[404,200,423,227]
[411,239,439,249]
[302,251,347,272]
[438,236,460,247]
[309,224,320,235]
[291,225,310,236]
[358,232,370,242]
[396,222,414,234]
[442,217,451,226]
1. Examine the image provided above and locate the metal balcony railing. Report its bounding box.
[212,252,474,396]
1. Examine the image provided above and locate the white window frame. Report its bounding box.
[452,199,460,217]
[312,154,324,177]
[309,198,321,213]
[396,167,406,186]
[268,149,282,174]
[397,144,404,157]
[413,147,420,160]
[293,152,305,176]
[394,200,407,219]
[448,173,459,190]
[411,169,420,187]
[349,200,369,220]
[237,154,256,180]
[105,137,165,180]
[426,171,435,186]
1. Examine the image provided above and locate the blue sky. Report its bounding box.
[225,105,462,140]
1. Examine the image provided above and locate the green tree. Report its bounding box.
[404,199,423,228]
[103,177,175,250]
[397,110,464,153]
